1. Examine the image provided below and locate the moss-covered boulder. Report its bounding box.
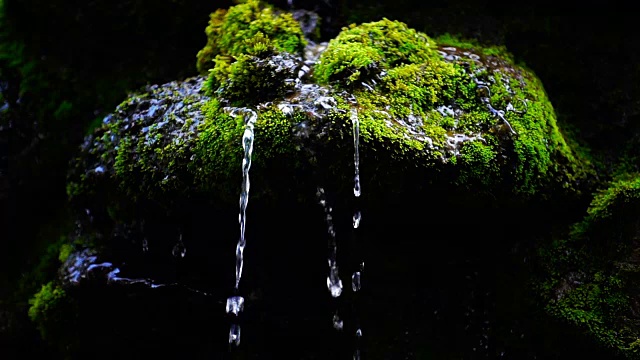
[538,174,640,358]
[70,18,593,214]
[55,3,601,357]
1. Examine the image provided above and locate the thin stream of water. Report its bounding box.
[350,105,364,358]
[352,107,361,198]
[225,107,258,347]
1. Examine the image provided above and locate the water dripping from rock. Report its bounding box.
[224,107,258,347]
[351,107,361,197]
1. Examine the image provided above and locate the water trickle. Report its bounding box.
[351,107,361,197]
[350,102,366,356]
[223,107,258,348]
[172,233,186,258]
[226,107,258,290]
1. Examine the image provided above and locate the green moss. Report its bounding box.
[79,19,594,214]
[209,50,297,105]
[313,20,591,197]
[58,243,73,263]
[191,100,300,201]
[28,281,70,343]
[539,175,640,357]
[314,18,440,87]
[196,0,306,74]
[435,33,515,63]
[456,140,499,188]
[191,99,245,198]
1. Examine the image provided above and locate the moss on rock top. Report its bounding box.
[195,0,307,74]
[69,5,595,221]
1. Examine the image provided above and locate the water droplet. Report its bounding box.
[229,324,241,346]
[353,211,361,229]
[332,313,343,330]
[327,270,343,298]
[226,296,244,316]
[353,349,361,360]
[172,234,186,258]
[356,328,362,337]
[142,238,149,253]
[352,271,361,292]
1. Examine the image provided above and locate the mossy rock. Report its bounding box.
[538,174,640,358]
[196,0,307,74]
[69,14,595,220]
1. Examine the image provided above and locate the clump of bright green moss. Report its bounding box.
[28,282,67,332]
[196,0,306,105]
[538,174,640,358]
[205,33,299,105]
[314,19,441,87]
[196,0,306,74]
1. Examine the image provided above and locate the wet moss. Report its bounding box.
[314,18,440,87]
[71,20,595,219]
[538,175,640,358]
[313,25,593,197]
[196,0,307,74]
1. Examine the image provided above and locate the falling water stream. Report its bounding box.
[350,104,364,359]
[225,107,258,347]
